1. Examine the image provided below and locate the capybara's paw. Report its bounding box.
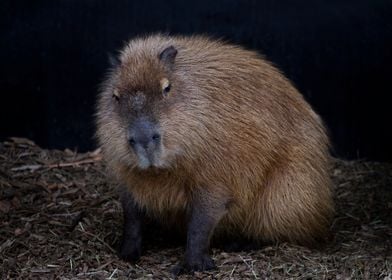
[118,239,142,263]
[171,254,216,275]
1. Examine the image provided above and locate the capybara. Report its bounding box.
[95,34,334,273]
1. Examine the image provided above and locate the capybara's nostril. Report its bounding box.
[128,118,160,149]
[129,138,136,146]
[152,133,161,141]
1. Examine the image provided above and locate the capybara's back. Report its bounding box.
[96,34,334,272]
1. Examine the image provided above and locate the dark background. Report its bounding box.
[1,0,391,161]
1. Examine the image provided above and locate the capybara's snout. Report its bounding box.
[127,117,161,169]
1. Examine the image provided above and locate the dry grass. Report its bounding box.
[0,138,391,279]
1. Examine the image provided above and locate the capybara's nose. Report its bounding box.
[128,118,161,150]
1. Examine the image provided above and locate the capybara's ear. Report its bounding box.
[108,52,121,68]
[159,46,178,69]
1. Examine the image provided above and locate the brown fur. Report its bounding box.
[96,34,334,247]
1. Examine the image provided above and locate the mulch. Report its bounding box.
[0,138,391,279]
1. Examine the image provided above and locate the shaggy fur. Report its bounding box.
[96,34,334,252]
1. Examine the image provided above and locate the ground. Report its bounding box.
[0,138,391,279]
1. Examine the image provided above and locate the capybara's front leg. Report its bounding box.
[118,187,144,263]
[173,189,230,274]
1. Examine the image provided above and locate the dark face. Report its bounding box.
[110,46,179,170]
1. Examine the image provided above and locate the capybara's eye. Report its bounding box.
[160,78,171,97]
[163,84,171,95]
[112,90,120,101]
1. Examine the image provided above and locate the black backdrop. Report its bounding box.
[1,0,391,161]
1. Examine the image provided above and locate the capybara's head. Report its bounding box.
[97,44,192,171]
